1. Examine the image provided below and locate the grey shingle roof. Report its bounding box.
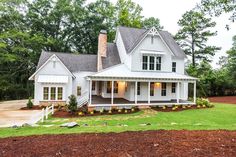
[102,43,121,69]
[118,26,186,58]
[37,51,97,72]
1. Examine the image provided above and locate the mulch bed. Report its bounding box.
[0,130,236,157]
[209,96,236,104]
[52,109,140,118]
[20,105,43,110]
[151,105,211,112]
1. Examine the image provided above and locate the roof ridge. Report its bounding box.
[44,51,97,56]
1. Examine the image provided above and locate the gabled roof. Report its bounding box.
[102,43,121,69]
[118,26,186,58]
[37,51,97,72]
[89,64,197,81]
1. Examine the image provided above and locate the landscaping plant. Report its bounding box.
[68,95,78,114]
[26,97,34,109]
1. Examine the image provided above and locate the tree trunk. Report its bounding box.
[191,33,195,67]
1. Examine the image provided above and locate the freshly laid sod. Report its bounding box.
[0,103,236,138]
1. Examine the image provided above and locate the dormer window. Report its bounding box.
[156,57,161,70]
[142,55,162,71]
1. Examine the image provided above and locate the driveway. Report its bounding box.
[0,100,41,127]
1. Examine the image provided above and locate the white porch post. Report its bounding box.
[193,81,196,104]
[177,82,180,103]
[111,81,114,105]
[135,81,137,104]
[89,79,92,105]
[148,81,150,104]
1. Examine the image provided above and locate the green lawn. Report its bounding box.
[0,103,236,138]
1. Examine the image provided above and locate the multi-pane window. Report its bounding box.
[150,82,154,96]
[92,81,96,90]
[142,55,162,71]
[43,87,49,100]
[171,83,176,93]
[172,62,176,72]
[114,81,118,93]
[50,87,56,100]
[137,82,141,95]
[77,86,81,96]
[107,81,111,93]
[156,57,161,70]
[161,83,166,96]
[149,56,155,70]
[57,87,63,100]
[142,56,148,70]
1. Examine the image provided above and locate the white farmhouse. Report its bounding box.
[29,26,197,108]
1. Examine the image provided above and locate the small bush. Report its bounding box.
[68,95,78,113]
[26,97,33,109]
[196,98,214,108]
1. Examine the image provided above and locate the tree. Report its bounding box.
[68,95,78,113]
[226,35,236,80]
[142,17,163,30]
[115,0,143,28]
[200,0,236,28]
[175,10,221,67]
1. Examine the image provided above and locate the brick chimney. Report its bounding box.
[97,30,107,71]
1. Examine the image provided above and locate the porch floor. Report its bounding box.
[91,96,193,105]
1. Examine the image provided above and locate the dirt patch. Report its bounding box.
[151,105,211,112]
[20,105,43,110]
[52,109,140,118]
[209,96,236,104]
[0,130,235,157]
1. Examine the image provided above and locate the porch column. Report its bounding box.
[148,81,150,104]
[135,81,137,104]
[177,82,180,103]
[193,81,196,104]
[111,81,114,105]
[89,79,92,105]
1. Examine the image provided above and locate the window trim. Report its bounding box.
[142,55,162,71]
[57,87,63,100]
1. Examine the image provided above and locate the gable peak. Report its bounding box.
[148,27,159,36]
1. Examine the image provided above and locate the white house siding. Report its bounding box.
[131,35,173,72]
[172,57,185,74]
[72,71,95,100]
[116,30,131,69]
[34,57,72,105]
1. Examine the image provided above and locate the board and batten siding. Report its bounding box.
[34,57,72,105]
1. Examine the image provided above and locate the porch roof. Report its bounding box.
[89,64,197,81]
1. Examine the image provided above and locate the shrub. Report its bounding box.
[26,97,33,109]
[68,95,78,113]
[196,98,214,108]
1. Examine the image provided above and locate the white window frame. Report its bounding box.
[42,86,64,101]
[142,54,162,71]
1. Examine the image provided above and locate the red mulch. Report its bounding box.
[0,130,236,157]
[20,105,43,110]
[52,109,139,118]
[209,96,236,104]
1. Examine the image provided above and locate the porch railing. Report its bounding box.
[77,91,89,107]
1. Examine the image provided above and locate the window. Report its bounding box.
[107,81,111,93]
[43,87,49,100]
[50,87,56,100]
[92,81,96,90]
[150,82,154,96]
[77,86,81,96]
[125,82,128,92]
[142,56,148,70]
[137,82,141,95]
[171,83,176,93]
[149,56,155,70]
[172,62,176,72]
[114,81,118,93]
[57,87,63,100]
[156,57,161,70]
[161,83,166,96]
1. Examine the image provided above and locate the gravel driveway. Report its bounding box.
[0,100,41,127]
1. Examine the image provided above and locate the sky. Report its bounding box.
[89,0,236,68]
